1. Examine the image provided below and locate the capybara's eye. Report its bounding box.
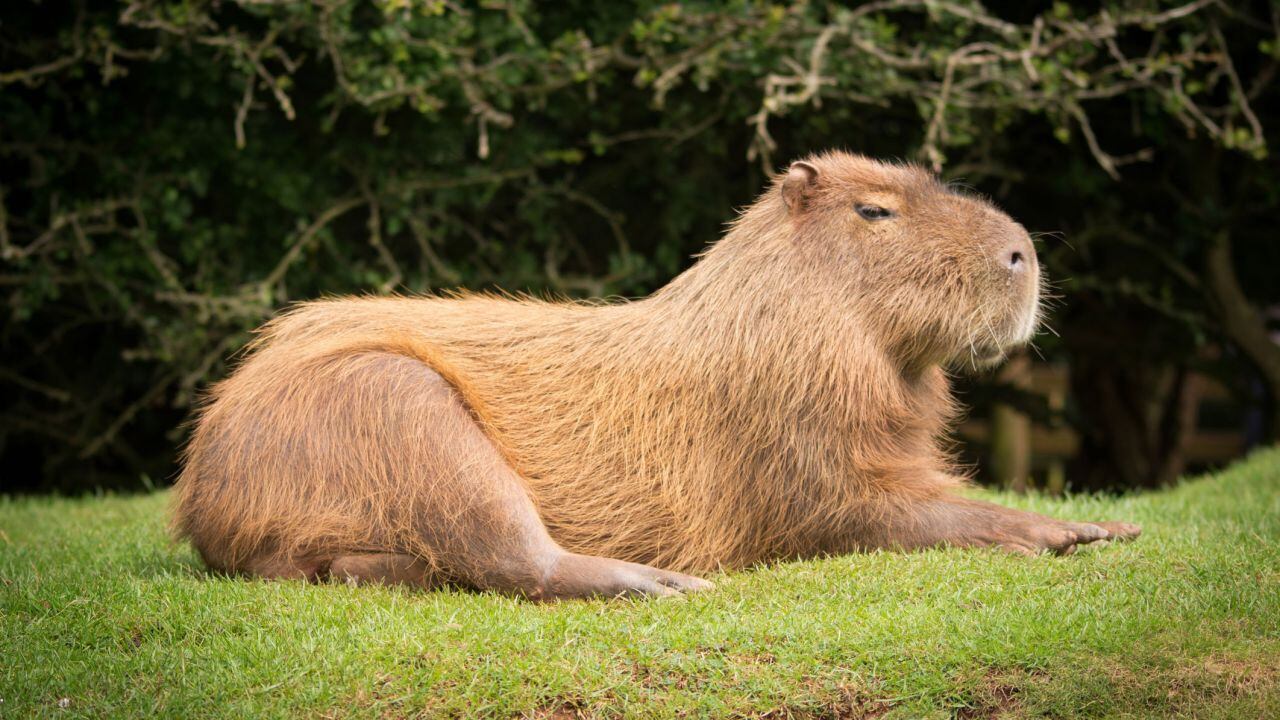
[855,204,895,220]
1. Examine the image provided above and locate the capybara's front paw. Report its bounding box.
[975,516,1141,556]
[534,552,713,601]
[1088,520,1142,541]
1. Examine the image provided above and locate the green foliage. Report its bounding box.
[1,1,1276,490]
[3,448,1279,717]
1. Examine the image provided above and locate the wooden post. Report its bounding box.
[990,352,1032,493]
[1045,364,1067,495]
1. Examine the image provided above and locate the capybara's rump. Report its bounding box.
[174,351,470,577]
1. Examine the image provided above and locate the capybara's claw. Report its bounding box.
[1091,521,1142,541]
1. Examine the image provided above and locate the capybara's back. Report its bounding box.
[174,152,1140,600]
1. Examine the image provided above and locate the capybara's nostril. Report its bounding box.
[1001,238,1033,273]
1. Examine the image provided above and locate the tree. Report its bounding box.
[1,0,1275,491]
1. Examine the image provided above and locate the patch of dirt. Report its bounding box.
[757,681,895,719]
[955,683,1020,720]
[1198,655,1279,696]
[815,685,895,719]
[955,668,1048,720]
[524,699,598,719]
[1102,652,1280,713]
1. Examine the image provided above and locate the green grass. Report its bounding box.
[3,451,1280,719]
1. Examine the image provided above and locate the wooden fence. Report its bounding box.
[959,360,1245,490]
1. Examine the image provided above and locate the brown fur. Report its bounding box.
[172,152,1137,594]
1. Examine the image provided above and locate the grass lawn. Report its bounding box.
[3,450,1279,719]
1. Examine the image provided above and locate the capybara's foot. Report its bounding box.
[1089,520,1143,541]
[243,553,327,581]
[328,553,438,588]
[533,552,713,601]
[971,514,1142,556]
[860,497,1143,557]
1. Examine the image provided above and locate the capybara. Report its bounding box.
[173,152,1140,599]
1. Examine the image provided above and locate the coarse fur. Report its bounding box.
[173,152,1136,596]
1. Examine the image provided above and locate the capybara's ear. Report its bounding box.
[782,161,819,213]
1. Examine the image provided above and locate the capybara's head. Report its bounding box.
[773,152,1040,370]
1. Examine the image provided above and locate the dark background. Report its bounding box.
[2,0,1278,494]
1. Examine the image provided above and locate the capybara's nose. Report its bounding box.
[1007,248,1025,270]
[1000,235,1035,275]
